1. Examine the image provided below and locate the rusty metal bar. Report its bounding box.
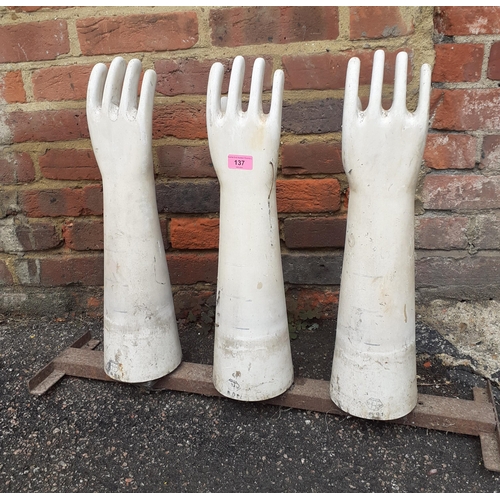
[474,383,500,472]
[28,332,100,395]
[27,333,500,472]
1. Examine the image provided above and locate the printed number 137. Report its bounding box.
[228,154,253,170]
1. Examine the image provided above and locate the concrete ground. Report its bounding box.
[1,313,500,493]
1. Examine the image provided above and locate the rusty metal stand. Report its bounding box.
[28,332,500,473]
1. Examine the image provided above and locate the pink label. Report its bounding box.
[228,154,253,170]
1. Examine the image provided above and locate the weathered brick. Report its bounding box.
[155,56,272,97]
[170,218,219,250]
[13,258,40,285]
[0,152,35,184]
[62,219,103,251]
[488,42,500,81]
[481,135,500,172]
[416,255,500,291]
[0,191,19,219]
[474,213,500,250]
[434,6,500,36]
[62,217,168,251]
[276,179,341,213]
[350,6,413,40]
[153,104,206,140]
[415,215,469,250]
[282,50,409,91]
[0,260,13,285]
[39,255,104,286]
[285,286,339,320]
[282,99,343,135]
[7,109,89,143]
[0,20,69,63]
[433,44,483,83]
[19,185,102,218]
[156,145,215,178]
[0,286,103,317]
[76,13,198,56]
[81,185,103,215]
[282,252,343,285]
[210,6,339,47]
[431,89,500,131]
[422,174,500,210]
[281,142,343,175]
[0,71,26,103]
[283,217,346,249]
[424,134,477,170]
[39,149,100,181]
[32,65,93,101]
[166,252,218,285]
[15,220,61,252]
[156,180,219,214]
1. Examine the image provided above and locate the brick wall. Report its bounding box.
[0,6,498,320]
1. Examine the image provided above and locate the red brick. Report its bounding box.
[210,6,339,47]
[0,20,69,63]
[285,286,339,320]
[81,185,103,215]
[32,65,93,101]
[39,149,100,181]
[276,179,341,213]
[8,109,89,143]
[0,260,13,285]
[166,252,218,285]
[39,255,103,286]
[155,56,273,97]
[76,13,198,56]
[281,142,343,175]
[488,42,500,80]
[284,217,346,248]
[0,152,35,184]
[0,71,26,103]
[157,145,215,178]
[170,218,219,250]
[431,89,500,131]
[350,6,413,40]
[15,221,62,252]
[435,6,500,36]
[422,174,500,210]
[424,134,477,170]
[433,44,483,83]
[153,104,206,140]
[20,185,102,217]
[63,219,103,251]
[481,135,500,171]
[282,50,412,92]
[415,215,469,250]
